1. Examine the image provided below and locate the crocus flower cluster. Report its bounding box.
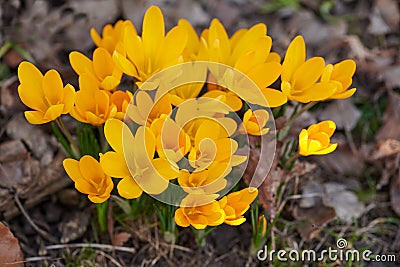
[16,5,356,231]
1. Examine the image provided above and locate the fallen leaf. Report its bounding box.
[368,6,391,35]
[375,0,400,31]
[390,173,400,216]
[113,232,132,246]
[376,91,400,141]
[323,182,365,224]
[59,211,91,243]
[0,140,28,162]
[312,141,365,175]
[0,222,24,267]
[371,139,400,160]
[293,203,336,241]
[383,66,400,90]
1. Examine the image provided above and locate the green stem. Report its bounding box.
[56,118,80,159]
[286,102,317,127]
[278,102,317,141]
[98,125,109,153]
[96,201,108,233]
[285,152,299,169]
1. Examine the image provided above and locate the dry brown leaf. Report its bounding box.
[375,0,400,30]
[390,173,400,216]
[312,143,364,175]
[243,136,281,219]
[376,91,400,141]
[371,139,400,160]
[0,222,24,267]
[113,232,132,246]
[293,204,336,241]
[383,66,400,90]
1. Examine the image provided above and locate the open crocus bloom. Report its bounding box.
[298,120,338,156]
[63,155,113,203]
[17,62,75,124]
[281,36,336,103]
[241,109,270,136]
[70,74,117,126]
[70,47,122,91]
[112,6,188,84]
[177,162,230,195]
[321,59,357,100]
[218,187,258,226]
[174,194,225,229]
[90,20,135,54]
[198,19,287,108]
[100,119,178,198]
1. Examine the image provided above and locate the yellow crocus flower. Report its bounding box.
[177,162,230,195]
[298,120,338,156]
[150,114,191,163]
[17,62,75,124]
[110,90,133,120]
[63,155,113,203]
[281,36,336,102]
[70,75,117,126]
[99,119,178,198]
[112,6,188,84]
[174,194,225,229]
[218,187,258,226]
[321,59,357,100]
[199,19,287,108]
[90,20,136,54]
[70,47,122,91]
[241,109,270,136]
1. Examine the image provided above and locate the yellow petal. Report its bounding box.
[69,51,95,76]
[281,36,306,82]
[142,6,165,61]
[261,88,288,107]
[292,57,325,90]
[93,48,114,79]
[247,62,282,89]
[18,84,47,112]
[174,208,191,227]
[43,70,63,104]
[312,143,338,155]
[24,111,48,124]
[117,177,143,199]
[43,104,64,121]
[112,50,139,78]
[62,84,76,114]
[100,151,131,178]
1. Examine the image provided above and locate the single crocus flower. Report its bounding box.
[112,6,188,84]
[90,20,136,54]
[63,155,113,203]
[199,19,287,108]
[298,120,338,156]
[70,75,117,126]
[110,90,133,120]
[70,47,122,91]
[174,194,225,229]
[100,119,178,198]
[281,36,336,103]
[218,187,258,226]
[177,162,230,195]
[17,62,75,124]
[321,59,357,100]
[241,109,270,136]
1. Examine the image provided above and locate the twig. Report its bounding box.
[96,249,124,267]
[14,192,58,243]
[45,243,136,254]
